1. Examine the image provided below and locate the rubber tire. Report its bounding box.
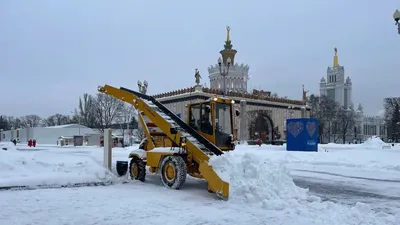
[129,157,146,182]
[160,155,187,190]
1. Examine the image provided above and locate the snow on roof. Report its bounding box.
[58,136,74,139]
[46,124,90,129]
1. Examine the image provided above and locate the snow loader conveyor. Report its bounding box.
[97,85,229,200]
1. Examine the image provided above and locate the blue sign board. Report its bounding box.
[286,118,318,152]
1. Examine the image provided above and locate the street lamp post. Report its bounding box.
[396,122,400,143]
[217,57,232,96]
[78,117,81,135]
[393,9,400,35]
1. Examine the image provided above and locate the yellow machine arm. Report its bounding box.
[97,84,229,199]
[137,111,156,151]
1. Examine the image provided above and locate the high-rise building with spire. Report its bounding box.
[208,26,250,93]
[319,47,353,109]
[318,47,387,143]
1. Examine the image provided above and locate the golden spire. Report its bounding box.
[226,26,231,42]
[333,46,338,68]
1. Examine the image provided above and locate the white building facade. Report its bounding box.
[0,124,100,145]
[354,105,387,142]
[208,63,249,93]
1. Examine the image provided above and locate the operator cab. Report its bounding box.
[188,97,236,151]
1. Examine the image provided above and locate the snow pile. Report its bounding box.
[209,152,312,207]
[0,142,16,151]
[209,151,400,224]
[362,136,391,149]
[0,149,117,188]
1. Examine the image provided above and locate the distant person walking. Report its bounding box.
[12,139,17,146]
[32,139,36,147]
[28,139,32,147]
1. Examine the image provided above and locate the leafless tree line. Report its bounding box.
[0,93,138,133]
[72,93,137,132]
[307,94,356,144]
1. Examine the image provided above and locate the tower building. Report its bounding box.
[208,26,250,93]
[319,47,352,109]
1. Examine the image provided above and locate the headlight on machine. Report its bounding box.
[180,137,186,146]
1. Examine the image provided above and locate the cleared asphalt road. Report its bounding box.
[293,177,400,215]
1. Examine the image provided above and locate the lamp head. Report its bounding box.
[218,57,222,66]
[393,9,400,23]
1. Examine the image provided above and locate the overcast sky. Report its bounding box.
[1,0,400,117]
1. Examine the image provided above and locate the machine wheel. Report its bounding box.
[129,157,146,182]
[160,155,187,189]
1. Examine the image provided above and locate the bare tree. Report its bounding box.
[0,116,10,130]
[384,97,400,142]
[94,93,124,132]
[116,104,135,128]
[7,116,23,129]
[77,93,98,128]
[22,115,42,128]
[335,106,356,144]
[307,94,320,118]
[392,102,400,142]
[116,104,135,145]
[310,95,338,143]
[133,128,146,142]
[43,114,71,127]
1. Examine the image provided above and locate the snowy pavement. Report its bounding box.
[0,139,400,224]
[293,177,400,215]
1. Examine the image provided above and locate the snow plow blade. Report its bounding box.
[199,161,229,200]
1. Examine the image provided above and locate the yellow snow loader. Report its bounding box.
[98,85,238,200]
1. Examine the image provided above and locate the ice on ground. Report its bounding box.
[209,151,400,224]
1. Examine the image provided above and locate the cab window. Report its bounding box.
[189,104,200,130]
[199,103,213,135]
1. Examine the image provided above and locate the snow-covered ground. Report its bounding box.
[0,138,399,225]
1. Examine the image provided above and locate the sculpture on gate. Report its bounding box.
[138,80,148,94]
[302,85,309,103]
[195,68,202,85]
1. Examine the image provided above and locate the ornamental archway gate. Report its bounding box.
[247,110,281,142]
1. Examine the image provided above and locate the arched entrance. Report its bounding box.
[248,110,274,142]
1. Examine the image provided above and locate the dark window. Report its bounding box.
[189,104,201,131]
[215,103,233,146]
[200,103,213,135]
